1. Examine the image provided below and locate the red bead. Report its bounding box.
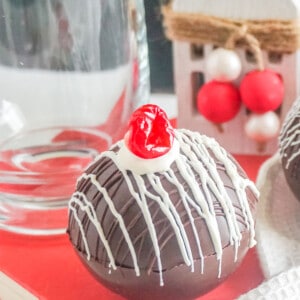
[197,81,241,123]
[240,69,284,114]
[125,104,174,159]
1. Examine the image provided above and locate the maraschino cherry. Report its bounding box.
[124,104,174,159]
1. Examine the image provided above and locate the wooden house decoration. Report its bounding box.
[163,0,300,154]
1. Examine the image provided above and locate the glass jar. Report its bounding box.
[0,0,149,235]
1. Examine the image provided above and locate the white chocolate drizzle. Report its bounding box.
[279,98,300,169]
[69,129,259,286]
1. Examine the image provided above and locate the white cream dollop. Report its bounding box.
[115,138,180,175]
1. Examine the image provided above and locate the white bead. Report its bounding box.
[206,48,242,82]
[245,111,280,142]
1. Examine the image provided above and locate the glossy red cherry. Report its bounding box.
[125,104,174,159]
[197,81,241,123]
[240,69,284,114]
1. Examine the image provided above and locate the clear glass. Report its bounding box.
[0,0,149,235]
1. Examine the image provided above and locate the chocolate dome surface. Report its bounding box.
[68,129,258,300]
[279,98,300,201]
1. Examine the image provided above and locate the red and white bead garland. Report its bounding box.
[197,46,284,147]
[197,48,242,127]
[241,69,283,148]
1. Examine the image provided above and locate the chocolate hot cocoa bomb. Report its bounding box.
[67,104,259,300]
[279,98,300,201]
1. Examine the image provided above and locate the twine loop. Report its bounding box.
[225,25,264,70]
[225,25,249,49]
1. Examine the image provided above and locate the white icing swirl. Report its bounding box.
[115,138,180,175]
[69,129,259,286]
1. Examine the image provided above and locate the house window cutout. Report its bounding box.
[191,44,204,59]
[191,72,205,114]
[245,49,256,63]
[268,52,283,64]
